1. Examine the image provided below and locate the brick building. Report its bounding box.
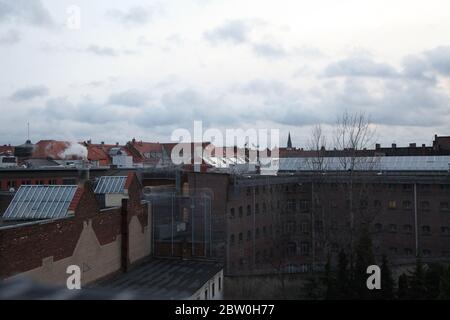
[0,172,151,286]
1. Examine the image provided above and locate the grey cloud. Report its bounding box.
[86,45,118,57]
[0,0,53,27]
[424,46,450,76]
[10,85,49,101]
[252,42,287,59]
[108,90,149,107]
[323,57,399,78]
[204,20,253,45]
[0,29,20,45]
[107,6,155,25]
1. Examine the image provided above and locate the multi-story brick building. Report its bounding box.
[171,165,450,276]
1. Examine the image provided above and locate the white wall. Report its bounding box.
[190,269,224,300]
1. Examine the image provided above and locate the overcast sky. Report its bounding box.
[1,0,450,148]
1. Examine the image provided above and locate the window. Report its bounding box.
[255,251,261,263]
[389,247,398,254]
[247,205,251,216]
[441,226,450,235]
[263,226,267,236]
[49,179,58,185]
[403,184,412,191]
[218,277,222,291]
[423,249,431,256]
[422,225,431,234]
[230,234,235,246]
[263,203,267,213]
[255,187,259,195]
[288,200,296,211]
[402,201,412,210]
[246,187,251,196]
[6,180,16,189]
[404,248,413,256]
[238,233,243,242]
[389,224,397,233]
[440,202,449,211]
[331,200,338,208]
[375,223,383,232]
[287,243,297,256]
[403,224,413,233]
[238,206,243,218]
[204,289,208,300]
[299,200,310,211]
[247,230,252,241]
[315,220,324,233]
[255,203,259,214]
[388,200,397,209]
[239,258,244,267]
[421,201,430,211]
[360,200,368,209]
[256,228,260,239]
[212,283,215,298]
[300,242,310,256]
[230,208,235,218]
[374,200,382,208]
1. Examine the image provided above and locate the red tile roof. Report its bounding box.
[32,140,71,160]
[0,145,14,155]
[68,187,84,212]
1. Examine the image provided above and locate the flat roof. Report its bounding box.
[95,257,223,300]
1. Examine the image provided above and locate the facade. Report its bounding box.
[0,173,151,287]
[153,169,450,276]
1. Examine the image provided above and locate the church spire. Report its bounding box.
[287,132,292,149]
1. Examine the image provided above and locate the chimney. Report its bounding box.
[77,160,90,186]
[375,143,380,149]
[392,143,397,149]
[101,141,105,145]
[116,142,119,146]
[409,143,416,148]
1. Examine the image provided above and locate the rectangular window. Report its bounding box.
[388,200,397,209]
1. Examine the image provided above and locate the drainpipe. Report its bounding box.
[414,183,419,257]
[121,198,130,272]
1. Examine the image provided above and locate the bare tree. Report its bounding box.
[332,110,378,260]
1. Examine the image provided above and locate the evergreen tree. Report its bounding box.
[336,249,352,299]
[424,263,443,299]
[303,276,322,300]
[397,273,409,299]
[353,226,376,299]
[438,266,450,300]
[408,257,427,299]
[322,253,337,299]
[379,254,395,299]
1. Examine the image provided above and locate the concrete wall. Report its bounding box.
[8,219,122,287]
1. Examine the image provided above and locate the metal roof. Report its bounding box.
[3,185,78,221]
[97,257,223,299]
[278,156,450,172]
[94,176,127,194]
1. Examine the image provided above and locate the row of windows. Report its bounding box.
[3,179,61,190]
[198,275,222,300]
[229,226,273,244]
[374,224,450,234]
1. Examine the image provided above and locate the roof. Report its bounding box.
[2,185,78,221]
[96,258,223,299]
[278,155,450,172]
[94,176,127,194]
[0,145,14,154]
[32,140,70,159]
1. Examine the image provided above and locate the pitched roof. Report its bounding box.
[2,185,79,221]
[0,145,14,155]
[94,176,127,194]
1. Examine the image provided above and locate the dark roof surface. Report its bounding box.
[96,258,223,300]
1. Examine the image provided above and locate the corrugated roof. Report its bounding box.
[3,185,78,221]
[94,176,127,194]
